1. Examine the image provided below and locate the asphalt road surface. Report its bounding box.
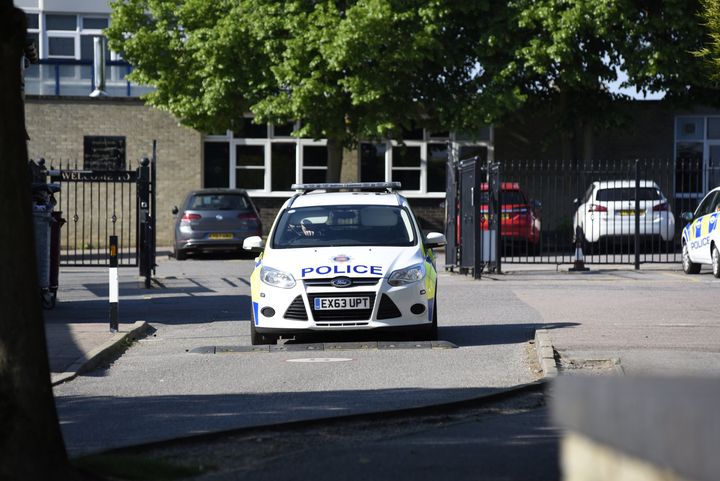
[52,257,720,463]
[53,256,542,455]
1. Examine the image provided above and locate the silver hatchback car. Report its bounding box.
[172,189,262,260]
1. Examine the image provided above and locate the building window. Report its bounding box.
[47,36,75,57]
[271,143,296,191]
[46,14,77,31]
[674,116,720,196]
[359,129,490,195]
[360,143,386,183]
[427,143,448,192]
[302,145,328,183]
[235,144,265,190]
[205,124,492,196]
[204,142,230,188]
[391,145,421,191]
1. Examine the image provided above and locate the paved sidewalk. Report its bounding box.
[44,267,151,386]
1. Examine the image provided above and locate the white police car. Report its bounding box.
[681,186,720,277]
[242,182,446,345]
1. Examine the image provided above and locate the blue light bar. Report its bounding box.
[291,182,402,192]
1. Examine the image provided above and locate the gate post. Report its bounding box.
[634,159,641,270]
[487,162,502,274]
[137,157,151,287]
[444,143,458,271]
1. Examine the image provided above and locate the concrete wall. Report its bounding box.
[25,96,202,247]
[552,376,720,481]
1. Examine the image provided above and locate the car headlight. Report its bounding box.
[260,266,296,289]
[388,263,426,286]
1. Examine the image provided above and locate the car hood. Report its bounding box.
[262,245,425,280]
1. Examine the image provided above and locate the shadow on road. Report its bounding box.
[440,322,579,347]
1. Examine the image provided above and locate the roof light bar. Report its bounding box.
[291,182,402,193]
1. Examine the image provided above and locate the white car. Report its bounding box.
[243,182,446,345]
[681,186,720,277]
[574,180,675,249]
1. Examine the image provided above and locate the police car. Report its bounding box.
[681,186,720,277]
[242,182,446,345]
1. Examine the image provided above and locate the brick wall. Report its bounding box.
[25,96,202,246]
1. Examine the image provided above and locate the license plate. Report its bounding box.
[619,210,644,217]
[482,214,510,221]
[314,297,370,310]
[209,233,233,239]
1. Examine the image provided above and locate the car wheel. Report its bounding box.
[682,243,701,274]
[419,298,438,341]
[175,248,187,261]
[250,321,277,345]
[713,245,720,279]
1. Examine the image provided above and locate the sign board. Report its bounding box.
[50,170,137,183]
[83,136,126,171]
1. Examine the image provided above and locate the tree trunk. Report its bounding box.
[0,2,74,480]
[326,136,344,183]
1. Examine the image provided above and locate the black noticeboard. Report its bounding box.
[83,136,126,171]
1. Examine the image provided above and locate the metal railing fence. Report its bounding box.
[447,158,708,268]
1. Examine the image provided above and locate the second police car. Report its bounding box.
[681,185,720,277]
[242,182,446,345]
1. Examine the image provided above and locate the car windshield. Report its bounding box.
[272,205,416,248]
[188,194,251,211]
[479,191,526,204]
[595,187,662,202]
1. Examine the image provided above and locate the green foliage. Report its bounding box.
[470,0,719,133]
[698,0,720,78]
[106,0,488,144]
[107,0,719,148]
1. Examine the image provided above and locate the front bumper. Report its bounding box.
[252,279,434,332]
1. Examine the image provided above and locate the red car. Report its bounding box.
[455,182,542,252]
[471,183,541,252]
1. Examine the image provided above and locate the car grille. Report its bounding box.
[284,296,308,321]
[308,292,376,322]
[376,294,402,319]
[303,278,380,287]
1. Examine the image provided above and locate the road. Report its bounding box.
[51,257,720,461]
[52,256,541,456]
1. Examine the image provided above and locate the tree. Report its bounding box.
[0,1,79,480]
[107,0,489,182]
[698,0,720,77]
[468,0,720,161]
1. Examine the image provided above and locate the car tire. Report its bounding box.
[712,245,720,279]
[175,248,187,261]
[418,297,438,341]
[682,243,701,274]
[250,321,277,345]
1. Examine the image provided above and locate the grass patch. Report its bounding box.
[73,453,211,480]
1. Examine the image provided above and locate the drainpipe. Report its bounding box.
[89,36,107,97]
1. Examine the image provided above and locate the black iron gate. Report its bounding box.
[49,156,155,273]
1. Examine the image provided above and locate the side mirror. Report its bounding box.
[573,198,579,206]
[680,212,694,223]
[172,206,179,215]
[243,236,265,253]
[424,232,447,249]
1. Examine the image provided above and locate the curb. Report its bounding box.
[51,320,151,386]
[535,329,559,378]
